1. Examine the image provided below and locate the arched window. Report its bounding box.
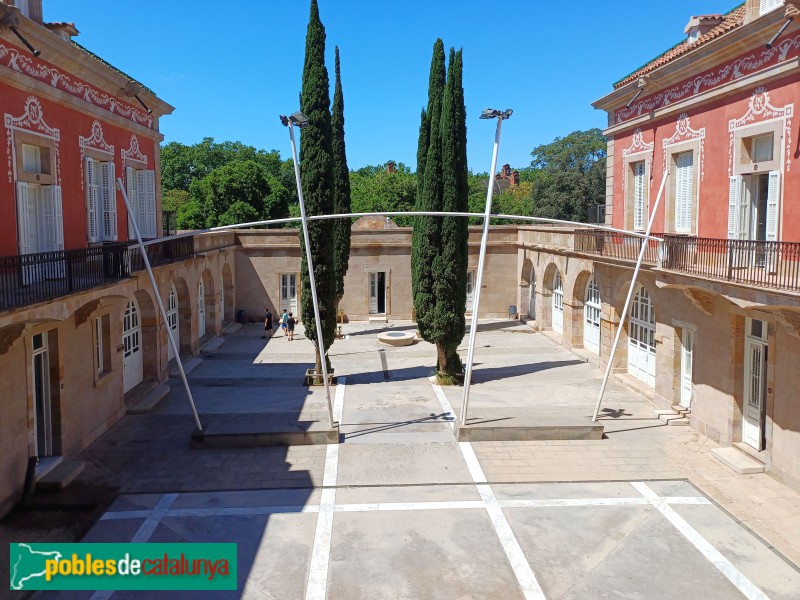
[584,277,601,355]
[627,286,656,386]
[552,270,564,334]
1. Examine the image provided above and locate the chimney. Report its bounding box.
[684,14,724,43]
[385,161,396,174]
[44,22,79,41]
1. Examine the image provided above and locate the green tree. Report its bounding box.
[529,128,606,223]
[299,0,337,374]
[349,164,417,226]
[430,48,469,377]
[412,39,446,343]
[162,189,191,213]
[176,198,205,229]
[331,46,352,311]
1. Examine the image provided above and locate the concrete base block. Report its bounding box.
[457,419,604,442]
[37,460,85,491]
[127,383,170,414]
[191,417,339,448]
[711,447,765,474]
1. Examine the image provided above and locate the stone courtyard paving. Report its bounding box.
[13,321,800,599]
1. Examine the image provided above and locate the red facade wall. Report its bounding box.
[0,81,159,256]
[612,74,799,241]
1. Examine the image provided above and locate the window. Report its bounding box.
[552,270,564,334]
[11,0,30,18]
[760,0,783,15]
[630,161,647,231]
[16,182,63,257]
[126,166,156,239]
[728,171,781,242]
[673,151,694,234]
[86,157,117,242]
[94,314,111,378]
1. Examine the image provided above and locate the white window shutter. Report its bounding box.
[728,175,742,239]
[86,157,99,242]
[765,171,781,242]
[144,170,156,238]
[101,161,117,240]
[136,170,147,237]
[126,166,136,239]
[53,186,64,251]
[633,162,646,231]
[16,182,31,255]
[738,177,751,240]
[675,152,693,234]
[41,186,56,252]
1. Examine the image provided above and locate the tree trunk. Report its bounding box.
[436,343,462,378]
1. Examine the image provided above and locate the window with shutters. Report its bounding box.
[93,313,112,381]
[11,0,30,18]
[85,157,117,242]
[673,151,694,234]
[625,159,649,231]
[13,136,60,258]
[125,166,157,239]
[760,0,783,15]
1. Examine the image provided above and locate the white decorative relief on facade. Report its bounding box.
[0,43,154,129]
[663,113,706,181]
[121,134,148,166]
[621,129,653,194]
[78,121,115,190]
[727,87,794,175]
[616,33,800,125]
[4,96,61,184]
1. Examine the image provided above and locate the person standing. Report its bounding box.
[262,309,273,339]
[287,312,296,341]
[280,309,289,337]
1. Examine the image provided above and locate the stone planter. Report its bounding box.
[304,368,335,386]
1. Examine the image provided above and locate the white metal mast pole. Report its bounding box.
[459,115,505,428]
[286,121,336,430]
[591,169,669,422]
[116,178,203,432]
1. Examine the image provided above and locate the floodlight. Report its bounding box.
[290,111,309,127]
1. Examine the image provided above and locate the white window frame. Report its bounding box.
[584,276,601,355]
[86,157,117,242]
[673,150,694,234]
[12,0,31,18]
[760,0,783,16]
[552,270,564,334]
[624,154,650,232]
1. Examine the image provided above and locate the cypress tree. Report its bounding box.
[299,0,336,374]
[331,46,351,311]
[411,39,445,341]
[431,48,469,376]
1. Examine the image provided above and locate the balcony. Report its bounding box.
[575,229,800,293]
[0,236,195,312]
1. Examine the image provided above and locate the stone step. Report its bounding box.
[202,336,225,353]
[222,322,242,335]
[666,417,690,426]
[170,356,202,378]
[711,446,765,474]
[127,383,170,414]
[368,315,388,323]
[37,460,85,491]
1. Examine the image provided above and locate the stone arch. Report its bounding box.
[542,261,563,331]
[519,256,535,318]
[222,262,234,322]
[172,276,192,356]
[122,289,159,391]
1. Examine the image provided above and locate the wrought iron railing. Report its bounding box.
[660,235,800,291]
[0,236,196,312]
[575,228,800,292]
[574,229,662,264]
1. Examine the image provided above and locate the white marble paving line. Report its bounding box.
[631,482,772,600]
[333,376,346,424]
[430,382,457,430]
[305,444,339,600]
[459,441,547,600]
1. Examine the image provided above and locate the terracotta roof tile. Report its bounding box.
[614,3,746,88]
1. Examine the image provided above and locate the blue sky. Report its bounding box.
[46,0,738,172]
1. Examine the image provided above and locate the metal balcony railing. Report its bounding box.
[574,229,662,264]
[575,228,800,292]
[0,236,196,312]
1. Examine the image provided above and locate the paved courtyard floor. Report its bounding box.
[6,321,800,599]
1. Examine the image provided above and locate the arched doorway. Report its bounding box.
[222,263,233,322]
[552,270,564,334]
[528,267,536,319]
[123,297,143,393]
[167,285,179,361]
[198,280,206,338]
[584,276,601,355]
[628,286,656,386]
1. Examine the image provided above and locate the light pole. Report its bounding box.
[280,112,336,430]
[459,108,513,428]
